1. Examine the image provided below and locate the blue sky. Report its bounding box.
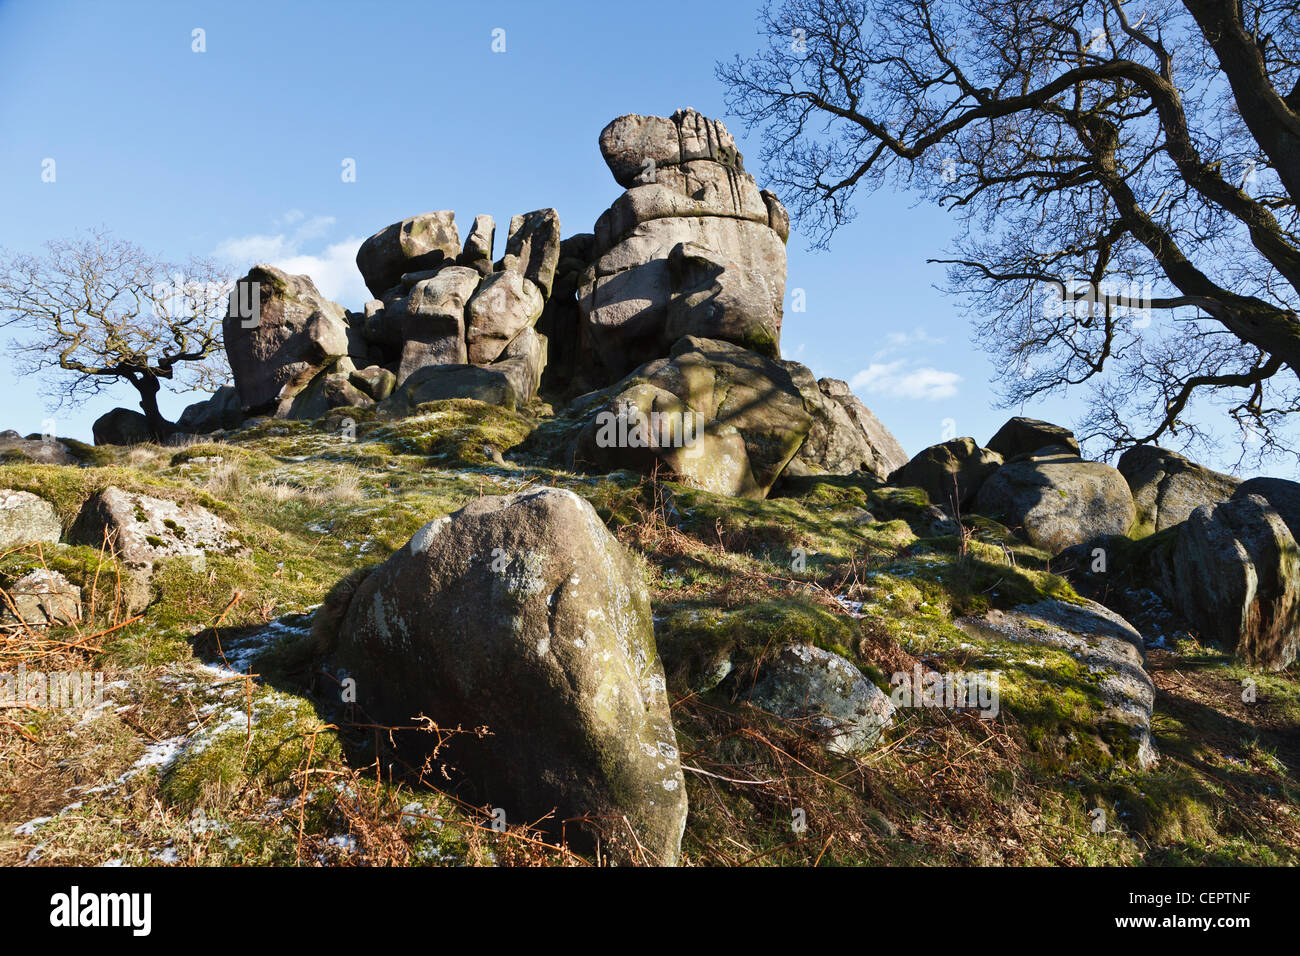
[0,0,1167,461]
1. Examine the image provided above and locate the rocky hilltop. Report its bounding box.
[4,110,1298,867]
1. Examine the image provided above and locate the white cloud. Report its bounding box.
[275,238,368,307]
[214,214,366,308]
[871,328,948,361]
[850,361,962,401]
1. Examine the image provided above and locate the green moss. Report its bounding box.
[159,691,341,812]
[364,399,537,465]
[656,597,855,694]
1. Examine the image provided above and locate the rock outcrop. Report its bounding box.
[578,108,789,382]
[975,449,1135,553]
[1169,495,1300,670]
[324,488,688,864]
[888,438,1004,512]
[1118,445,1240,533]
[212,109,902,499]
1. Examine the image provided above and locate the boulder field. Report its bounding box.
[15,109,1293,867]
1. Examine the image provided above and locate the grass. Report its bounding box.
[0,400,1296,866]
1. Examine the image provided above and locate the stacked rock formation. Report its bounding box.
[204,107,908,499]
[221,208,562,420]
[577,108,790,382]
[555,108,906,496]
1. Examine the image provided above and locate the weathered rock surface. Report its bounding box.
[746,644,894,756]
[955,599,1158,769]
[223,265,352,413]
[378,363,529,415]
[281,358,374,420]
[68,486,243,568]
[571,337,812,499]
[177,386,243,435]
[499,208,561,297]
[889,438,1004,512]
[396,266,480,382]
[599,109,745,189]
[975,450,1135,553]
[356,211,461,298]
[1119,445,1240,533]
[1233,477,1300,543]
[1170,494,1300,670]
[496,326,547,403]
[0,430,76,465]
[812,379,909,476]
[326,487,687,864]
[985,417,1080,460]
[458,214,495,276]
[0,569,81,630]
[92,407,154,446]
[580,109,787,382]
[349,365,396,402]
[0,490,62,551]
[464,271,545,366]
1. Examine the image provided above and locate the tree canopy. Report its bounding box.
[719,0,1300,464]
[0,230,231,439]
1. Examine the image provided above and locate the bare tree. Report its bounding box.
[719,0,1300,465]
[0,230,232,440]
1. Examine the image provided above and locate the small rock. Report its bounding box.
[1,569,81,630]
[0,490,62,550]
[746,643,894,756]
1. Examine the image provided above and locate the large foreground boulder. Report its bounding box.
[325,488,688,864]
[975,450,1135,553]
[222,265,353,413]
[0,490,62,551]
[1118,445,1240,533]
[1170,494,1300,670]
[955,599,1157,769]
